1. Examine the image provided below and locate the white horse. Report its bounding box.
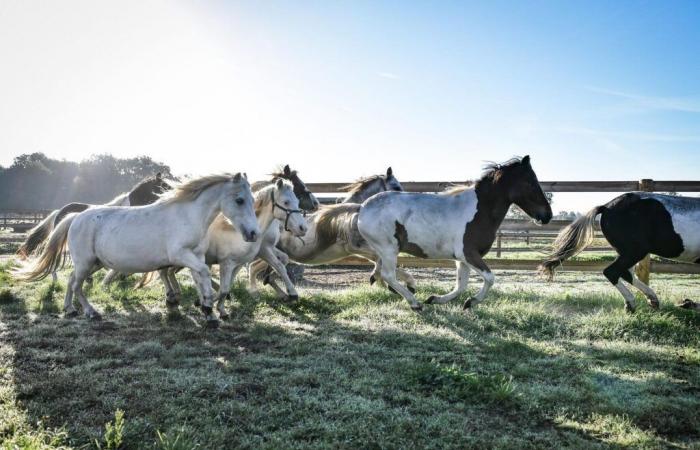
[18,173,260,326]
[200,179,307,317]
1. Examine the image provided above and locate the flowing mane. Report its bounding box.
[441,157,525,196]
[340,175,384,194]
[161,174,242,204]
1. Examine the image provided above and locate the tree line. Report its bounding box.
[0,153,173,210]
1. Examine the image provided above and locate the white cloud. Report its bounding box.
[585,86,700,113]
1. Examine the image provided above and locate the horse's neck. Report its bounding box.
[473,181,512,228]
[254,191,276,232]
[343,179,383,203]
[106,192,129,206]
[180,183,227,233]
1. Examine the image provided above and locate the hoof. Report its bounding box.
[219,313,230,321]
[462,298,475,309]
[410,303,423,312]
[194,299,201,307]
[205,319,220,329]
[624,303,636,314]
[388,286,398,295]
[408,286,416,294]
[286,294,299,302]
[64,310,78,318]
[648,299,660,309]
[425,295,438,305]
[89,312,102,321]
[369,275,376,285]
[679,299,697,309]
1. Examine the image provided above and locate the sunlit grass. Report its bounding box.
[0,260,698,448]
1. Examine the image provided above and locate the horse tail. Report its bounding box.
[315,203,361,249]
[134,271,157,289]
[15,213,76,282]
[16,210,59,258]
[53,202,90,227]
[539,205,605,279]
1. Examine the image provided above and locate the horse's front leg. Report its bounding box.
[172,251,217,327]
[425,261,469,305]
[259,245,298,301]
[462,252,494,309]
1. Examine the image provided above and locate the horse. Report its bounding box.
[540,192,700,312]
[248,168,416,296]
[17,173,260,326]
[16,173,172,260]
[339,167,403,203]
[197,179,307,318]
[133,164,319,306]
[357,156,552,311]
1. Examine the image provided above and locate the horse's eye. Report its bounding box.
[235,198,244,205]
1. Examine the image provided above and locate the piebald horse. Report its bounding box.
[18,174,259,326]
[17,173,172,260]
[358,156,552,311]
[248,168,415,296]
[541,192,700,312]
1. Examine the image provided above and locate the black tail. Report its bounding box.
[53,202,90,227]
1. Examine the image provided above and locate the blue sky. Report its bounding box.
[0,0,698,211]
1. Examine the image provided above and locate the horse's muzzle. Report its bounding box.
[244,229,259,242]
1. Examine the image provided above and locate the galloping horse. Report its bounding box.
[358,156,552,311]
[17,173,171,260]
[18,174,259,326]
[248,168,415,296]
[541,192,700,311]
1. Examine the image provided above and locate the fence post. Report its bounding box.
[635,178,654,284]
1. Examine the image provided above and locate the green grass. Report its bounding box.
[1,261,699,449]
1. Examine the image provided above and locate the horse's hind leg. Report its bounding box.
[63,271,78,317]
[159,269,178,309]
[166,268,182,305]
[375,251,422,311]
[603,254,643,312]
[72,265,103,320]
[426,261,469,305]
[247,259,268,296]
[628,269,660,308]
[216,260,239,320]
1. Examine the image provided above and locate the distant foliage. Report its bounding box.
[0,153,173,210]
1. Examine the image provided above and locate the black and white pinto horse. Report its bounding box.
[358,156,552,311]
[541,192,700,312]
[17,173,172,259]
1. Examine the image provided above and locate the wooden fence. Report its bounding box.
[3,179,700,280]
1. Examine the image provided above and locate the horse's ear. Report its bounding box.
[156,172,162,180]
[276,178,284,189]
[386,167,393,177]
[243,172,248,180]
[522,155,530,166]
[232,173,242,183]
[283,165,291,176]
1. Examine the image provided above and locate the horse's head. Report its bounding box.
[277,164,320,212]
[383,167,403,192]
[499,156,552,225]
[271,178,308,237]
[129,172,174,206]
[222,173,260,242]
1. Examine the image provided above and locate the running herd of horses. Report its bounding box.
[13,156,700,326]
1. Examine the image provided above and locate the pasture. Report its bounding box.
[1,259,699,449]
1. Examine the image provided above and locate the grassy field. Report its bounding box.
[1,259,699,449]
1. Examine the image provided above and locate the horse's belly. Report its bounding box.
[671,212,700,262]
[94,230,170,272]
